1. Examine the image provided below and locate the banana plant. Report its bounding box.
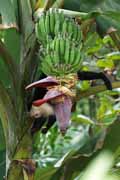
[25,9,112,135]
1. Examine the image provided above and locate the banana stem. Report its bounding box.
[56,8,89,18]
[76,81,120,100]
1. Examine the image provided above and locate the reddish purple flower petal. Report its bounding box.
[33,89,64,106]
[44,89,64,99]
[54,96,72,135]
[33,99,49,106]
[25,76,59,90]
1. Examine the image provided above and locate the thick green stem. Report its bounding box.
[6,127,35,180]
[76,81,120,100]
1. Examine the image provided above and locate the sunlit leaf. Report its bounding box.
[87,44,102,54]
[98,113,117,125]
[72,114,94,125]
[96,59,114,68]
[0,80,18,142]
[76,81,90,91]
[76,152,118,180]
[106,52,120,60]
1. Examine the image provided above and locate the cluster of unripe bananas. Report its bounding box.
[36,8,83,76]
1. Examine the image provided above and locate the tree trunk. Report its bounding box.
[6,127,36,180]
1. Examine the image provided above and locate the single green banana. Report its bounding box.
[52,37,57,51]
[46,35,53,50]
[35,23,41,41]
[62,19,68,35]
[41,60,51,75]
[77,25,82,42]
[68,46,82,73]
[55,37,60,55]
[73,49,82,66]
[59,11,65,25]
[44,54,53,68]
[46,42,51,54]
[54,9,60,22]
[39,14,46,36]
[68,54,81,73]
[49,9,55,35]
[54,51,60,65]
[51,52,61,74]
[54,9,61,35]
[59,37,65,57]
[54,20,60,36]
[68,21,73,37]
[64,39,70,64]
[45,12,50,35]
[72,23,78,41]
[69,44,76,65]
[50,52,55,65]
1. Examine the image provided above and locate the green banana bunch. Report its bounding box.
[35,9,83,44]
[35,8,84,77]
[35,9,65,43]
[40,35,83,76]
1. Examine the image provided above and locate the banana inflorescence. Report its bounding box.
[36,8,83,77]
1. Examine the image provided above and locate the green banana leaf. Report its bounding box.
[0,121,6,180]
[64,0,120,35]
[0,0,17,29]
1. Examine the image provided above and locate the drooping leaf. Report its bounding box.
[0,120,5,151]
[3,29,20,64]
[64,0,120,35]
[79,0,120,13]
[103,120,120,153]
[35,166,57,180]
[0,0,17,29]
[18,0,34,41]
[0,80,19,144]
[64,0,81,11]
[96,14,120,36]
[0,150,5,179]
[0,40,20,98]
[18,0,36,84]
[18,0,37,97]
